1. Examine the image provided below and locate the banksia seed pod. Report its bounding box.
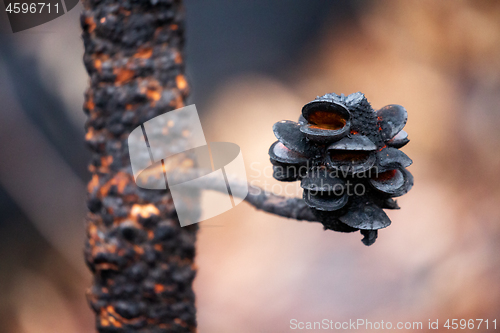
[269,92,413,245]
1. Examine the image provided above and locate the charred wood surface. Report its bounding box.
[81,0,197,331]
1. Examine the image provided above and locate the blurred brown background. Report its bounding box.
[1,0,500,332]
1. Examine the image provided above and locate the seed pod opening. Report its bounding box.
[370,167,413,197]
[303,189,349,211]
[269,141,308,182]
[327,134,377,151]
[300,167,345,192]
[300,101,351,142]
[369,168,405,194]
[301,168,348,211]
[326,151,376,175]
[325,136,377,175]
[387,130,409,148]
[392,168,413,197]
[377,104,408,141]
[377,147,413,172]
[338,197,391,230]
[268,141,308,165]
[273,120,312,155]
[272,164,305,182]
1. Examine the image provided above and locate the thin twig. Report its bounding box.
[167,170,319,222]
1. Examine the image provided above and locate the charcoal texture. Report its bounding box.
[81,0,197,331]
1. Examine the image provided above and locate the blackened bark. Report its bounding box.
[81,0,198,331]
[167,170,319,222]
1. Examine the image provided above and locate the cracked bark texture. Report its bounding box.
[81,0,198,331]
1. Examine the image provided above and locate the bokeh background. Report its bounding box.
[1,0,500,332]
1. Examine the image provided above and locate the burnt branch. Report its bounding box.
[244,184,318,221]
[167,170,318,222]
[168,169,399,246]
[81,0,198,332]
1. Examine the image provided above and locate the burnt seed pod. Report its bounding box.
[325,135,377,175]
[301,100,351,142]
[387,130,409,148]
[268,92,414,245]
[269,141,308,181]
[272,120,314,156]
[301,167,348,211]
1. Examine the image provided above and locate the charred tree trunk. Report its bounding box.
[81,0,198,331]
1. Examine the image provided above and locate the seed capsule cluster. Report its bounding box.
[269,92,413,245]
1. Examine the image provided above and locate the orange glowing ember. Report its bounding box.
[101,318,110,327]
[114,68,135,84]
[92,243,117,257]
[88,223,97,236]
[85,96,95,111]
[148,230,155,239]
[173,94,185,109]
[154,284,165,293]
[113,172,129,193]
[109,316,122,327]
[140,79,162,103]
[146,89,161,102]
[176,75,188,90]
[308,111,346,130]
[98,172,130,197]
[85,17,96,33]
[100,306,123,328]
[133,245,144,255]
[174,318,187,327]
[174,52,183,64]
[101,155,113,167]
[85,128,95,141]
[135,48,153,59]
[93,54,109,73]
[94,59,102,71]
[131,204,160,219]
[88,174,100,193]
